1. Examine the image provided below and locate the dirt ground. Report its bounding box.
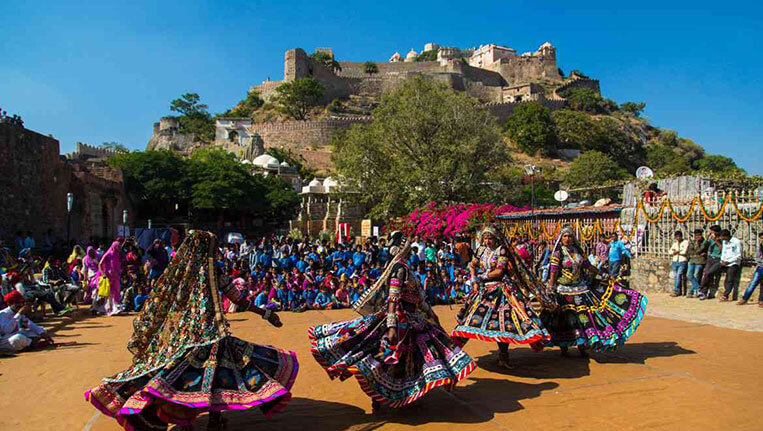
[1,293,762,431]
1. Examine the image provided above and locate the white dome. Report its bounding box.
[322,177,339,188]
[302,178,325,194]
[405,49,418,61]
[241,159,251,164]
[252,154,279,169]
[280,161,290,168]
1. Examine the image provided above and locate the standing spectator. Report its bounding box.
[669,231,689,297]
[738,232,763,307]
[719,229,742,301]
[686,228,708,297]
[594,235,610,270]
[699,225,723,300]
[146,240,169,288]
[608,233,631,278]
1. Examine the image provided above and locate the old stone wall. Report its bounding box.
[631,255,756,295]
[252,117,370,172]
[553,77,601,99]
[338,60,445,78]
[491,54,561,86]
[0,124,132,247]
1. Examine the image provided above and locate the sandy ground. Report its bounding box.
[1,293,762,431]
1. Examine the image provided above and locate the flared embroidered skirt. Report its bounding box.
[542,279,647,350]
[85,336,298,431]
[452,281,549,345]
[308,310,476,408]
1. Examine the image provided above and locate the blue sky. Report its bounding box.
[2,1,761,174]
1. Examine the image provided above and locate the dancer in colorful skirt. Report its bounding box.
[542,226,647,356]
[85,231,298,431]
[309,231,476,411]
[452,225,551,368]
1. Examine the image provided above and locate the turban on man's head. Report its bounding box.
[3,290,24,305]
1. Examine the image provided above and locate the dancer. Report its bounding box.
[452,225,550,368]
[543,226,647,356]
[309,231,475,411]
[85,231,298,431]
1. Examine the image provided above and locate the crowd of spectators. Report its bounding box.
[668,225,763,306]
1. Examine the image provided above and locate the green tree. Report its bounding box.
[220,90,264,118]
[186,148,263,211]
[109,150,189,219]
[693,154,744,174]
[274,78,324,120]
[101,141,129,153]
[551,109,604,151]
[310,51,342,72]
[169,93,215,142]
[363,61,379,76]
[646,144,692,176]
[620,101,646,117]
[415,48,439,62]
[332,76,506,218]
[564,151,628,187]
[503,102,556,155]
[560,87,616,114]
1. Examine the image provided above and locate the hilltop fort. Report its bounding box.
[148,42,600,172]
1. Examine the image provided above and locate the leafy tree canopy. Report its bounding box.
[646,144,692,176]
[332,76,507,219]
[274,78,324,120]
[503,102,556,155]
[220,90,264,118]
[620,101,646,117]
[416,48,439,62]
[564,151,628,188]
[110,148,299,223]
[169,93,215,143]
[560,87,617,114]
[693,154,744,175]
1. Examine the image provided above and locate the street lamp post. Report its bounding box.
[122,210,128,237]
[66,192,74,246]
[148,219,152,230]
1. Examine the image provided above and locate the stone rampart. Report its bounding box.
[0,124,132,245]
[252,117,371,171]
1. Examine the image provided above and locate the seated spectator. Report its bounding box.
[1,291,53,353]
[312,286,334,310]
[133,285,149,312]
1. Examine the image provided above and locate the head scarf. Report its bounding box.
[4,290,23,305]
[67,245,85,264]
[106,230,228,383]
[479,225,502,242]
[99,240,123,279]
[353,237,412,316]
[551,224,584,257]
[82,246,98,272]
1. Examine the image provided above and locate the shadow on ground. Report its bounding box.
[211,377,557,431]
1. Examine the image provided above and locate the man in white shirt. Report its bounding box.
[719,229,743,301]
[669,231,689,297]
[0,290,53,353]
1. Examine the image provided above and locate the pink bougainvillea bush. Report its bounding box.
[394,202,527,240]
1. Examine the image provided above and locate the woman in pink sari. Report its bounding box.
[97,239,125,316]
